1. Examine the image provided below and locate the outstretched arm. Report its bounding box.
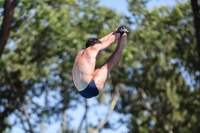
[92,31,121,51]
[99,28,118,44]
[91,27,128,51]
[99,27,129,47]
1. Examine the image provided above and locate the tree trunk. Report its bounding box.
[0,0,17,58]
[78,99,89,133]
[62,112,67,133]
[191,0,200,62]
[93,86,120,133]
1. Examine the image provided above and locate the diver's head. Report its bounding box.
[85,38,101,48]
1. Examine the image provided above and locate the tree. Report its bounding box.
[0,0,124,132]
[190,0,200,62]
[113,0,200,132]
[0,0,17,58]
[1,0,200,133]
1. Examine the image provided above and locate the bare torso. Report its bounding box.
[72,48,98,91]
[72,29,127,93]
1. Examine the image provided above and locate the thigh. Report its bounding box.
[93,65,110,90]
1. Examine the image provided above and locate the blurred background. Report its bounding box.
[0,0,200,133]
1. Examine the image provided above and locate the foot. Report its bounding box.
[116,26,129,36]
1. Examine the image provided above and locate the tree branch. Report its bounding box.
[15,111,28,132]
[191,0,200,62]
[138,88,175,133]
[62,112,67,133]
[93,87,120,133]
[21,103,34,133]
[78,99,89,133]
[138,88,157,115]
[0,0,18,58]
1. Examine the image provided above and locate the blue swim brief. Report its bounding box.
[79,80,99,98]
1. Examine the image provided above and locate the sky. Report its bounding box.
[99,0,177,16]
[9,0,179,133]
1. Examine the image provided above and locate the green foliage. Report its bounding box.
[114,0,200,132]
[0,0,200,132]
[0,0,123,132]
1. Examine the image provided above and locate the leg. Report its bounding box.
[93,34,127,90]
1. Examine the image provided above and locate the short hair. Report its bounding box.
[85,38,101,48]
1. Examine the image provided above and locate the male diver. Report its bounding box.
[72,26,128,98]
